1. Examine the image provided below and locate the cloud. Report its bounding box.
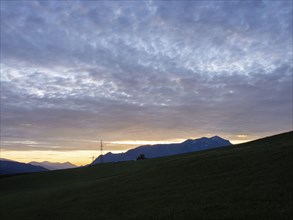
[1,0,292,152]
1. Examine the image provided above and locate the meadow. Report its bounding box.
[0,131,292,219]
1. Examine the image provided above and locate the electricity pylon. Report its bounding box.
[100,139,103,164]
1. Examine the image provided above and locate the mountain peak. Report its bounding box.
[183,136,227,144]
[211,135,224,140]
[92,135,232,165]
[29,161,77,170]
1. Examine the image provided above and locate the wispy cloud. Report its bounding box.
[1,0,292,156]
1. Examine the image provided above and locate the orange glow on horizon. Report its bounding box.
[0,150,125,166]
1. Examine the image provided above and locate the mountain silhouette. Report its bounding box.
[0,159,48,175]
[29,161,77,170]
[92,136,231,165]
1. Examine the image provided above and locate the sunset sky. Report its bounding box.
[1,0,292,166]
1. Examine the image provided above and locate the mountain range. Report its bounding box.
[0,159,48,175]
[92,135,232,165]
[0,159,77,175]
[29,161,77,170]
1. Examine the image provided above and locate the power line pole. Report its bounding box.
[100,139,103,164]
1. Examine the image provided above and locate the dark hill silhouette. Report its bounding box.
[1,131,291,220]
[0,159,48,175]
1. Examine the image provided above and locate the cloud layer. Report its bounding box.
[1,0,292,152]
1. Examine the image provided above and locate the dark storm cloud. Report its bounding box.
[1,0,292,151]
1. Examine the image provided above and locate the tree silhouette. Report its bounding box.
[136,154,146,160]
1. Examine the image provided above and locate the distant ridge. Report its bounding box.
[0,159,48,175]
[29,161,77,170]
[92,136,232,165]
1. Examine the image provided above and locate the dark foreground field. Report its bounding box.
[1,131,292,220]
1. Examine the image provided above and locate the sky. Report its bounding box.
[1,0,292,166]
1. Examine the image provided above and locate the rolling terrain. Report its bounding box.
[0,131,292,220]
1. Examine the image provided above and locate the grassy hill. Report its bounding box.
[0,131,292,220]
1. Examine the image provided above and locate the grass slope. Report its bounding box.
[0,131,292,220]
